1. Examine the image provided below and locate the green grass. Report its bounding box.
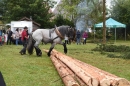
[0,41,130,86]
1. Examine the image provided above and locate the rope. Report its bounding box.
[51,74,72,83]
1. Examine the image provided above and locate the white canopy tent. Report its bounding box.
[94,18,126,42]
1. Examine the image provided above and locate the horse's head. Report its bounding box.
[56,25,76,41]
[68,27,76,42]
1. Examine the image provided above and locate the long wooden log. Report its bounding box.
[54,52,99,86]
[53,50,130,86]
[50,55,80,86]
[58,57,87,86]
[45,49,94,86]
[43,49,130,86]
[43,49,87,86]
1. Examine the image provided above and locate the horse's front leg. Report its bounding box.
[34,41,42,56]
[61,42,67,54]
[47,43,56,56]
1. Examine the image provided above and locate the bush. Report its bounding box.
[92,44,130,59]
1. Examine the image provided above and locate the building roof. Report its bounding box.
[19,17,41,26]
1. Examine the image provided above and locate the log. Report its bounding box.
[51,50,130,86]
[54,52,99,86]
[43,49,130,86]
[58,57,87,86]
[44,49,87,86]
[50,54,80,86]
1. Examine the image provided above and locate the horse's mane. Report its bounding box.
[58,25,70,37]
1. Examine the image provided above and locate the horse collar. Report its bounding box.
[55,27,64,39]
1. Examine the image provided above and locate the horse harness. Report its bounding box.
[49,27,64,41]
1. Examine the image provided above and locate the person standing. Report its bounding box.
[0,36,2,46]
[19,26,28,55]
[1,33,5,45]
[76,29,81,45]
[19,28,23,45]
[15,28,20,45]
[6,28,13,45]
[82,31,88,45]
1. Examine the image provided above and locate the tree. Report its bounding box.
[56,0,80,21]
[53,14,74,26]
[110,0,130,24]
[0,0,56,28]
[57,0,103,23]
[110,0,130,39]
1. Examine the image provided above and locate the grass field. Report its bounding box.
[0,41,130,86]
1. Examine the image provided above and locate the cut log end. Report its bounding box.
[100,79,111,86]
[114,78,130,86]
[92,78,99,86]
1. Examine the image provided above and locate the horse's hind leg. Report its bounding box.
[34,46,42,56]
[34,41,42,56]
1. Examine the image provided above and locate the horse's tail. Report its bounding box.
[27,34,35,55]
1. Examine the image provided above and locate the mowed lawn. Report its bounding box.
[0,40,130,86]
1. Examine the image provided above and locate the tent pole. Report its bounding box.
[94,27,95,41]
[125,28,126,41]
[115,28,116,42]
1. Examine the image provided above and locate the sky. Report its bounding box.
[106,0,112,8]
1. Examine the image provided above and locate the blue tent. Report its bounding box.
[94,18,126,42]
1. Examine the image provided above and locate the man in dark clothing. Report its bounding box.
[6,28,13,45]
[76,29,81,45]
[19,26,28,55]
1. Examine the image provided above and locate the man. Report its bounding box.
[19,26,28,55]
[6,28,13,45]
[76,29,81,45]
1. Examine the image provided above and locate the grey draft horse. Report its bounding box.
[27,25,75,56]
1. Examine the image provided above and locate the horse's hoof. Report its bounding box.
[37,53,42,56]
[47,53,50,57]
[64,49,67,54]
[38,54,42,56]
[19,52,26,55]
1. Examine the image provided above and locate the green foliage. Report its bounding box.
[57,0,80,20]
[92,43,130,59]
[53,14,74,27]
[110,0,130,39]
[57,0,103,24]
[92,44,130,52]
[0,0,56,28]
[110,0,130,24]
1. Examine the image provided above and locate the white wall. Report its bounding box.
[11,21,33,33]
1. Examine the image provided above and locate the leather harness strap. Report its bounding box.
[55,27,64,39]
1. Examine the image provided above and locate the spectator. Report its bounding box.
[19,26,29,55]
[1,33,5,45]
[4,32,7,44]
[19,28,23,45]
[6,28,13,45]
[76,29,81,45]
[0,36,2,46]
[15,28,20,45]
[82,31,88,45]
[11,33,16,44]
